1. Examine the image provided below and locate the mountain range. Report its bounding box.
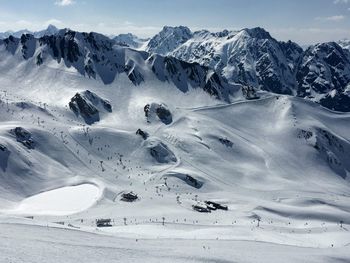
[1,25,350,262]
[145,26,350,112]
[0,25,349,111]
[0,24,59,39]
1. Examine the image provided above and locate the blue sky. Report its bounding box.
[0,0,349,44]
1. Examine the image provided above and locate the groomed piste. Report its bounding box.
[12,184,101,215]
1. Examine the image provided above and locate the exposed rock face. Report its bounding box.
[0,143,10,172]
[242,85,259,100]
[69,93,100,125]
[0,143,7,152]
[144,103,173,125]
[319,90,350,112]
[82,90,112,112]
[164,172,203,189]
[148,141,177,164]
[147,55,235,101]
[11,127,35,149]
[297,42,350,112]
[219,137,233,148]
[69,90,112,125]
[121,192,138,202]
[136,129,149,140]
[155,104,172,125]
[124,63,144,85]
[20,34,36,59]
[3,35,19,54]
[313,128,350,179]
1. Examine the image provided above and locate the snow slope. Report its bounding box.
[0,29,350,262]
[11,184,101,215]
[1,220,350,263]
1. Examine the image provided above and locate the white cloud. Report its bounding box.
[14,20,34,29]
[44,19,65,28]
[315,15,346,21]
[0,18,67,32]
[326,15,346,21]
[270,27,350,45]
[73,22,161,38]
[55,0,75,6]
[334,0,349,4]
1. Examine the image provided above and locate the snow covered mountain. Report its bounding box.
[146,26,192,55]
[146,26,303,95]
[1,26,350,262]
[0,24,59,39]
[113,33,148,48]
[2,25,349,112]
[145,26,350,112]
[0,29,239,101]
[0,29,32,39]
[0,60,350,261]
[297,42,350,112]
[33,24,59,38]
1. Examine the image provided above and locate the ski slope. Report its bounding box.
[11,184,101,215]
[0,50,350,262]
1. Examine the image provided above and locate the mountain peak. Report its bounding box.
[35,24,60,37]
[113,33,147,48]
[46,24,59,32]
[146,25,193,55]
[161,25,191,34]
[242,27,272,39]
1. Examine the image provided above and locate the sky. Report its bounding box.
[0,0,349,45]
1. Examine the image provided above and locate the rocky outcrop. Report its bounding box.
[149,141,177,164]
[0,143,10,172]
[164,172,203,189]
[297,42,350,112]
[136,129,149,140]
[219,137,233,148]
[144,103,173,125]
[0,144,7,152]
[11,127,35,149]
[69,90,112,125]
